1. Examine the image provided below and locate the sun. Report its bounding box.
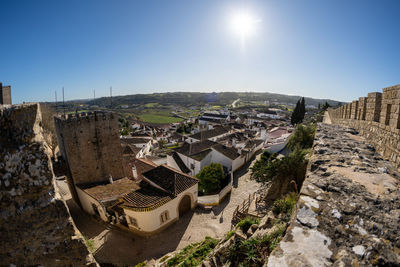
[229,10,259,41]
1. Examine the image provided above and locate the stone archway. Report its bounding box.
[178,195,192,217]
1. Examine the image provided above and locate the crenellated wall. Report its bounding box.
[330,84,400,169]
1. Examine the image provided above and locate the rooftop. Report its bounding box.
[175,140,217,161]
[212,144,240,160]
[189,127,229,141]
[142,164,198,195]
[78,177,139,202]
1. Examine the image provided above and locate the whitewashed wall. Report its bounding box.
[123,184,198,233]
[76,187,108,222]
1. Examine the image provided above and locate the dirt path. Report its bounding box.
[57,157,262,266]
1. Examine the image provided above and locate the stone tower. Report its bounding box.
[0,82,12,105]
[54,111,125,205]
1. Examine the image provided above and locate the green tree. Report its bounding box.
[196,163,225,194]
[290,97,306,125]
[321,101,331,111]
[287,124,316,150]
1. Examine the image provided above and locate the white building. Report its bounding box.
[75,159,198,236]
[167,140,248,176]
[186,127,231,143]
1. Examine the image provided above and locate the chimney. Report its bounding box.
[109,174,114,184]
[132,165,138,179]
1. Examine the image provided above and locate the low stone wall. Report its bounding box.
[0,104,97,266]
[198,178,232,206]
[267,123,400,266]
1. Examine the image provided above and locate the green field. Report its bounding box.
[139,113,183,124]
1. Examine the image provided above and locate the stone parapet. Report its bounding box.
[330,85,400,169]
[267,123,400,266]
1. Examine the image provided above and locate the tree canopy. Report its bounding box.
[290,97,306,125]
[196,163,225,195]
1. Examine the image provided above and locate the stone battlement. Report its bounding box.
[55,110,115,124]
[330,84,400,169]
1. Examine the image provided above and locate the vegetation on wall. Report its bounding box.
[227,192,298,266]
[166,236,218,267]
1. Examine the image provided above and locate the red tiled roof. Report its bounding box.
[78,177,139,202]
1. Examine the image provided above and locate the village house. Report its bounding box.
[167,140,247,176]
[186,126,231,143]
[120,137,152,158]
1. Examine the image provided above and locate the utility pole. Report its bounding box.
[110,86,113,109]
[93,89,96,106]
[62,87,65,116]
[55,91,58,115]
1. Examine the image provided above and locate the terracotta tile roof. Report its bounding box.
[175,140,216,160]
[172,152,191,173]
[212,144,240,160]
[189,127,229,141]
[121,180,173,211]
[121,137,151,145]
[121,144,142,155]
[142,165,198,195]
[78,177,139,202]
[131,158,158,180]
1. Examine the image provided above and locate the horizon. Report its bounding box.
[1,0,400,104]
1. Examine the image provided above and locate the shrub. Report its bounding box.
[236,217,260,233]
[272,192,297,216]
[287,123,316,150]
[228,223,287,266]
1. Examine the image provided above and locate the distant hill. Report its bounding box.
[77,92,342,108]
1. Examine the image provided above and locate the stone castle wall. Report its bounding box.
[330,84,400,169]
[0,82,12,105]
[0,104,96,266]
[54,111,125,186]
[267,124,400,266]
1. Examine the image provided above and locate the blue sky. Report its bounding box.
[1,0,399,103]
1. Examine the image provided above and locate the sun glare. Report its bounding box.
[229,10,259,41]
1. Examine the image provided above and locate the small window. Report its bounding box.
[190,163,195,170]
[129,216,138,227]
[160,211,169,224]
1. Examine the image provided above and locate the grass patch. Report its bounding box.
[225,230,235,241]
[236,217,260,233]
[84,236,96,253]
[144,102,160,108]
[167,236,218,267]
[139,113,183,124]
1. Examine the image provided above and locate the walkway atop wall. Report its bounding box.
[267,123,400,266]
